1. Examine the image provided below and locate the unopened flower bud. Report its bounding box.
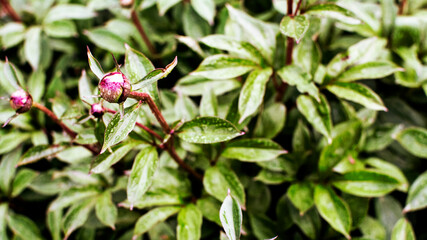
[120,0,133,7]
[90,103,105,118]
[10,89,32,114]
[99,72,131,103]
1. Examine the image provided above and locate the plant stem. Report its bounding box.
[129,91,171,134]
[398,0,407,15]
[0,0,21,22]
[128,91,203,180]
[131,9,157,56]
[32,102,99,154]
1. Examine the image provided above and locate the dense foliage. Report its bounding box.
[1,0,427,239]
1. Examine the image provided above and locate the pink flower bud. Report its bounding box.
[90,103,105,118]
[98,72,131,103]
[10,89,32,113]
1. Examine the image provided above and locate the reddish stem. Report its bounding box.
[0,0,21,22]
[398,0,407,15]
[131,10,157,56]
[32,102,98,154]
[128,91,202,180]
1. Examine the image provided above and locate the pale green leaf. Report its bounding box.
[62,198,95,239]
[132,56,177,90]
[86,47,104,80]
[203,163,246,207]
[0,148,21,194]
[327,82,387,111]
[0,203,7,240]
[396,127,427,158]
[18,144,67,166]
[174,76,241,96]
[391,218,415,240]
[127,146,158,208]
[191,54,258,79]
[44,4,96,23]
[366,158,408,192]
[124,44,155,84]
[287,182,314,215]
[279,15,309,43]
[48,186,99,211]
[47,209,62,240]
[27,69,46,102]
[255,169,294,185]
[11,169,38,197]
[2,60,22,93]
[221,138,286,162]
[200,88,218,116]
[191,0,215,24]
[0,132,30,155]
[0,22,25,49]
[196,197,221,225]
[278,65,320,101]
[177,204,203,240]
[43,20,77,38]
[238,67,272,123]
[403,171,427,212]
[220,191,242,240]
[338,62,403,82]
[333,170,400,197]
[7,213,42,240]
[314,185,351,239]
[157,0,182,15]
[91,141,140,174]
[85,28,126,54]
[254,103,286,139]
[359,216,386,240]
[133,206,181,237]
[177,117,243,144]
[24,27,42,70]
[95,191,118,230]
[297,94,332,142]
[305,3,361,25]
[78,70,94,104]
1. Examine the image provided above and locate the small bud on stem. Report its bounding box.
[10,89,33,114]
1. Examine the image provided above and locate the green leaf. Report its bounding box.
[132,56,178,90]
[191,54,258,79]
[133,206,181,238]
[174,76,241,96]
[396,127,427,158]
[254,103,286,139]
[2,60,22,93]
[157,0,182,15]
[220,190,242,240]
[86,47,105,80]
[0,132,30,155]
[48,186,100,211]
[255,169,294,185]
[7,213,42,240]
[101,103,141,153]
[364,124,404,152]
[127,146,158,208]
[11,169,38,197]
[43,20,77,38]
[0,148,21,194]
[314,185,351,239]
[47,209,62,240]
[124,44,155,84]
[196,197,221,225]
[62,198,95,239]
[95,191,118,230]
[27,69,46,102]
[85,28,126,54]
[221,138,286,162]
[91,141,140,174]
[366,158,408,192]
[293,38,321,77]
[44,4,96,23]
[279,15,309,43]
[297,94,332,142]
[338,62,403,82]
[0,203,7,240]
[238,67,272,123]
[327,82,387,111]
[359,216,386,240]
[18,144,67,166]
[332,170,400,197]
[278,65,320,101]
[177,204,203,240]
[403,170,427,212]
[177,117,243,144]
[375,196,403,239]
[203,163,246,207]
[199,35,266,65]
[226,4,278,63]
[183,4,210,39]
[0,22,25,49]
[24,27,42,70]
[292,120,311,152]
[288,199,321,239]
[78,70,94,104]
[287,182,314,215]
[391,218,415,240]
[305,3,361,25]
[200,88,218,116]
[191,0,215,24]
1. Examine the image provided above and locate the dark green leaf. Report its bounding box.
[191,54,258,79]
[133,207,181,238]
[11,169,38,197]
[101,103,141,153]
[364,124,403,152]
[248,212,277,240]
[177,117,243,144]
[314,185,351,239]
[333,170,400,197]
[254,103,286,139]
[177,204,203,240]
[375,196,402,239]
[278,65,319,101]
[7,213,42,240]
[221,138,286,162]
[287,182,314,215]
[127,146,158,208]
[297,94,333,142]
[338,62,403,82]
[95,191,118,230]
[238,67,272,123]
[391,218,415,240]
[403,170,427,212]
[220,190,242,240]
[327,82,387,111]
[203,163,246,207]
[197,197,221,225]
[396,127,427,158]
[279,15,309,43]
[305,3,361,24]
[255,169,294,185]
[366,158,408,192]
[18,144,67,166]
